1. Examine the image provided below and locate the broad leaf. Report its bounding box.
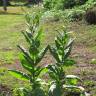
[34,27,43,41]
[22,31,31,44]
[18,45,34,64]
[19,53,33,73]
[55,37,61,49]
[8,70,29,81]
[35,67,44,77]
[49,46,61,63]
[35,45,49,64]
[64,45,72,60]
[65,75,81,80]
[63,85,85,91]
[65,38,74,50]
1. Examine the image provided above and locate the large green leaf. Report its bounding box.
[56,36,63,44]
[47,65,59,81]
[65,75,81,80]
[64,45,72,60]
[8,70,29,81]
[64,59,76,66]
[55,37,61,49]
[18,45,34,64]
[19,53,34,73]
[35,45,49,64]
[29,44,39,56]
[65,38,74,50]
[26,31,33,39]
[35,67,44,77]
[63,85,85,92]
[49,46,61,63]
[34,27,43,41]
[25,13,31,24]
[48,65,56,73]
[22,31,31,44]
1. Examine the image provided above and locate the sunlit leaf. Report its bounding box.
[9,70,29,81]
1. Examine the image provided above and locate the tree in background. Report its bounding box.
[0,0,10,6]
[2,0,7,11]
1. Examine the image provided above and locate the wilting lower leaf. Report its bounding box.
[65,75,81,85]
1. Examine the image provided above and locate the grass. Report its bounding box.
[0,7,31,94]
[0,6,96,95]
[0,7,25,64]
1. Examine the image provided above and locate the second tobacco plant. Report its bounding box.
[48,29,87,96]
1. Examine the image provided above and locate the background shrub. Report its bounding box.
[43,0,53,10]
[43,0,65,10]
[63,0,76,9]
[75,0,88,5]
[43,0,75,10]
[85,7,96,24]
[66,9,85,21]
[43,0,88,10]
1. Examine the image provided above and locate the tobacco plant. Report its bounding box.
[9,12,48,96]
[48,29,88,96]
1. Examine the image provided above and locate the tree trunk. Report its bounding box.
[3,0,7,11]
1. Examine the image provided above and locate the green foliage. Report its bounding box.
[75,0,88,5]
[68,0,96,21]
[62,0,87,9]
[47,28,87,96]
[9,12,48,96]
[43,0,88,10]
[8,12,88,96]
[65,9,85,21]
[43,0,52,10]
[43,0,96,21]
[49,28,74,65]
[43,0,65,10]
[63,0,76,9]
